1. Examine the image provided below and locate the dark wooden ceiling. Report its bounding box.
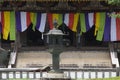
[0,1,119,12]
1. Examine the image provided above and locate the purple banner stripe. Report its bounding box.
[16,12,22,32]
[36,13,41,30]
[104,13,111,41]
[85,13,90,31]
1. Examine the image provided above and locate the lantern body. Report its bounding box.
[47,28,64,72]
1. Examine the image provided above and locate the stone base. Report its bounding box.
[41,70,71,80]
[41,72,70,79]
[46,72,65,78]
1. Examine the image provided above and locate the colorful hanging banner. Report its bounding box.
[68,13,74,30]
[72,13,79,32]
[80,13,86,33]
[3,11,10,40]
[64,13,79,32]
[79,13,94,34]
[88,13,94,28]
[16,12,31,32]
[36,13,47,32]
[104,13,111,41]
[58,14,63,26]
[64,13,69,27]
[96,12,106,41]
[48,13,63,29]
[30,12,37,31]
[1,11,120,42]
[94,12,100,36]
[64,13,73,30]
[47,13,53,29]
[110,12,117,41]
[116,12,120,41]
[10,11,16,40]
[85,13,91,31]
[16,12,21,32]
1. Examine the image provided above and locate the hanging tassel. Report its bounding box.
[41,33,44,40]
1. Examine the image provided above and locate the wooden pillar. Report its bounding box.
[89,71,91,79]
[102,72,105,78]
[82,71,84,79]
[13,71,16,79]
[33,71,36,79]
[6,72,9,79]
[16,32,21,49]
[95,71,97,78]
[20,71,23,79]
[0,72,2,79]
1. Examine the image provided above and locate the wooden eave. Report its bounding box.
[0,0,119,12]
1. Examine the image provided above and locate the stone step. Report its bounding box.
[16,51,112,68]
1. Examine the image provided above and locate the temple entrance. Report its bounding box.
[81,25,108,47]
[26,24,44,46]
[20,24,44,47]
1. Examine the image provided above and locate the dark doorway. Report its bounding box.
[26,24,44,46]
[81,25,108,47]
[58,23,75,47]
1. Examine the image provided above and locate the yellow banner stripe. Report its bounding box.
[72,13,79,32]
[3,11,10,40]
[95,12,100,36]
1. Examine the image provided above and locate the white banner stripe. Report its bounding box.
[111,14,117,41]
[20,12,27,32]
[39,13,47,32]
[88,13,94,28]
[64,13,69,26]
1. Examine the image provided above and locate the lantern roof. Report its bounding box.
[47,28,64,35]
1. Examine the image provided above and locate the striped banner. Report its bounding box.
[64,13,79,32]
[16,12,31,32]
[3,11,10,40]
[30,12,37,31]
[48,13,63,29]
[80,13,94,34]
[96,12,106,41]
[64,13,74,30]
[36,13,47,32]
